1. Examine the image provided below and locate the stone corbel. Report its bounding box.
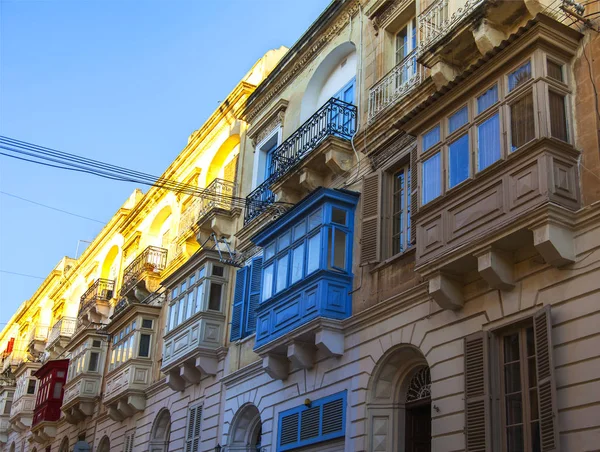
[209,216,234,238]
[262,353,289,380]
[287,341,316,370]
[315,327,344,357]
[472,19,507,55]
[180,363,202,384]
[79,401,95,417]
[165,369,186,391]
[117,399,134,417]
[429,272,464,310]
[325,148,354,176]
[107,406,124,422]
[430,61,460,89]
[299,169,325,192]
[195,355,218,376]
[532,222,575,267]
[126,394,146,413]
[474,247,515,291]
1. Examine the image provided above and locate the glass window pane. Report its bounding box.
[198,266,206,279]
[208,283,222,311]
[196,283,204,312]
[510,94,535,151]
[186,292,194,318]
[276,255,289,293]
[478,113,501,171]
[331,207,347,225]
[291,244,305,284]
[506,425,524,452]
[422,125,440,151]
[189,273,195,285]
[88,352,99,372]
[477,85,498,113]
[172,286,178,298]
[178,299,185,325]
[138,334,150,357]
[169,302,177,329]
[279,231,291,250]
[509,61,532,91]
[505,392,523,425]
[504,333,520,362]
[294,221,307,241]
[449,106,468,133]
[142,318,152,329]
[333,229,347,269]
[307,232,321,274]
[181,281,187,292]
[392,168,407,255]
[309,209,322,230]
[422,152,441,204]
[212,265,224,277]
[262,264,274,301]
[449,133,470,188]
[265,243,276,261]
[547,60,563,82]
[504,362,522,393]
[549,91,568,142]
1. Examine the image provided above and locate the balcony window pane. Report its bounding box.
[510,93,535,151]
[88,352,99,372]
[189,273,195,285]
[449,133,470,188]
[27,380,36,395]
[132,320,136,330]
[195,283,204,312]
[208,283,222,311]
[294,221,307,241]
[198,266,206,279]
[138,334,150,357]
[142,319,153,329]
[276,255,289,293]
[181,281,187,292]
[422,152,441,204]
[549,91,568,142]
[509,61,532,92]
[262,264,274,301]
[129,336,134,359]
[291,244,305,284]
[212,265,224,277]
[477,85,498,113]
[265,243,276,261]
[422,125,440,151]
[172,286,178,299]
[309,209,322,230]
[331,207,347,225]
[177,299,185,325]
[478,114,501,171]
[52,382,63,399]
[547,60,563,82]
[186,292,194,318]
[307,232,321,274]
[449,106,468,134]
[332,229,347,270]
[169,304,176,331]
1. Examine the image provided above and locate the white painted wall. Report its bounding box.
[316,50,357,107]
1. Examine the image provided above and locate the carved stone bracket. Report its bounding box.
[429,272,464,311]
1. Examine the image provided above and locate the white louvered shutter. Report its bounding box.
[464,331,491,452]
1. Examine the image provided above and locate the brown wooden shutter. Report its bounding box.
[360,172,381,264]
[464,331,491,452]
[410,145,418,245]
[533,306,559,452]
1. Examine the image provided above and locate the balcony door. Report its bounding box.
[395,19,417,89]
[331,78,356,136]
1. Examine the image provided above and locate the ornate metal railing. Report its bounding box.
[119,246,167,296]
[368,52,425,121]
[79,278,115,315]
[244,97,357,224]
[178,178,236,237]
[27,325,49,344]
[114,289,166,316]
[47,317,77,345]
[418,0,484,55]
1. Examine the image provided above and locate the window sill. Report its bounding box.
[236,333,256,346]
[370,247,416,273]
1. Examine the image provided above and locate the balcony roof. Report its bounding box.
[160,248,222,289]
[33,359,69,379]
[252,187,359,246]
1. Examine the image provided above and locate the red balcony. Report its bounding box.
[30,359,68,443]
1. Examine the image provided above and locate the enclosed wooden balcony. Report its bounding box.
[119,246,167,303]
[0,385,15,445]
[9,362,39,433]
[45,317,77,358]
[30,359,68,444]
[79,278,115,323]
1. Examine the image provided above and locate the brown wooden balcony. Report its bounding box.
[119,246,167,303]
[79,278,115,323]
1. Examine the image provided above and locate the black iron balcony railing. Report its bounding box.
[178,178,236,238]
[79,279,115,316]
[114,289,166,316]
[244,97,357,224]
[119,246,167,296]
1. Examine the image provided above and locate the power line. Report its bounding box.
[0,270,45,280]
[0,191,105,224]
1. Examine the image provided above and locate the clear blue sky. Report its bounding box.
[0,0,331,328]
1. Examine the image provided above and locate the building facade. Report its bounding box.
[1,0,600,451]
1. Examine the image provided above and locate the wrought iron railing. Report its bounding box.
[368,52,425,121]
[47,317,77,345]
[178,178,236,237]
[119,246,167,296]
[114,289,166,315]
[418,0,484,55]
[244,97,357,224]
[79,278,115,316]
[27,325,49,344]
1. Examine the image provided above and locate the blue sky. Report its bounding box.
[0,0,331,328]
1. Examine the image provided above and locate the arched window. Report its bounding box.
[228,404,262,450]
[59,436,69,452]
[97,436,110,452]
[149,409,171,452]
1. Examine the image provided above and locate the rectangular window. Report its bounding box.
[331,229,347,270]
[212,265,224,277]
[331,207,347,225]
[276,255,289,293]
[195,283,204,312]
[392,166,411,255]
[265,243,276,261]
[509,61,532,92]
[547,60,563,82]
[262,264,274,301]
[186,291,194,318]
[279,231,291,250]
[422,152,441,204]
[422,125,440,151]
[449,106,468,133]
[307,232,321,274]
[478,114,501,171]
[169,304,176,331]
[294,221,307,241]
[138,334,150,358]
[510,93,535,151]
[449,134,470,188]
[177,299,186,324]
[142,319,153,329]
[478,85,498,113]
[52,382,63,399]
[549,91,568,142]
[88,352,99,372]
[291,244,305,284]
[186,405,203,452]
[27,380,36,395]
[208,282,222,311]
[309,209,322,230]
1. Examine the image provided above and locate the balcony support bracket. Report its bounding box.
[430,61,459,89]
[287,341,315,370]
[262,354,289,381]
[107,406,124,422]
[472,19,507,56]
[180,363,202,384]
[166,370,186,392]
[195,356,218,376]
[299,169,325,193]
[315,327,344,357]
[127,394,146,413]
[429,272,464,311]
[532,222,575,267]
[475,247,515,291]
[325,148,354,176]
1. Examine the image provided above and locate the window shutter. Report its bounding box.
[185,406,202,452]
[246,256,263,334]
[230,266,248,341]
[360,172,381,264]
[533,306,559,452]
[192,406,202,452]
[300,406,320,441]
[410,145,417,245]
[464,331,491,452]
[322,397,344,435]
[280,412,299,446]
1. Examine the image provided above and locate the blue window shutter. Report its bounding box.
[230,266,248,341]
[245,256,263,334]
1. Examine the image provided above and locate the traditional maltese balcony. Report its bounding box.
[27,326,49,359]
[368,52,425,121]
[45,317,77,359]
[0,385,15,444]
[161,250,227,391]
[244,98,357,225]
[1,340,22,374]
[118,246,167,304]
[252,188,359,380]
[79,278,115,324]
[30,359,68,444]
[9,362,39,433]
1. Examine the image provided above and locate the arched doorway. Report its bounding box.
[149,408,171,452]
[97,436,110,452]
[228,404,262,451]
[367,345,432,452]
[9,442,15,452]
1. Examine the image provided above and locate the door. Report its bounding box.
[405,400,431,452]
[332,78,356,135]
